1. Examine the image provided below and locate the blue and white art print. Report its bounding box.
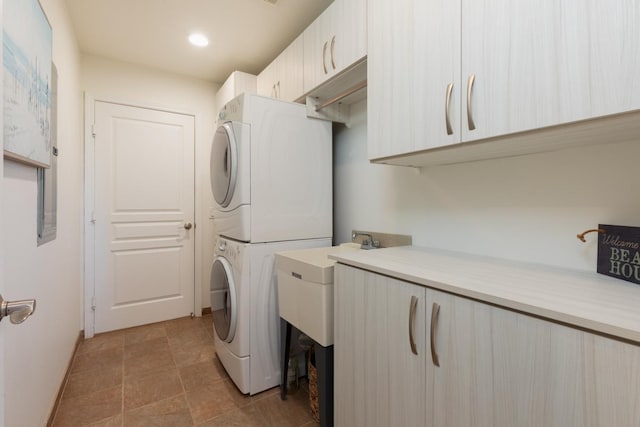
[3,0,52,167]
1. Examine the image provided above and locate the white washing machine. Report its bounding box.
[211,236,331,395]
[210,93,332,243]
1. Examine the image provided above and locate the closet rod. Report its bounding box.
[314,80,368,112]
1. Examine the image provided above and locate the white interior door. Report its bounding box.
[93,101,195,333]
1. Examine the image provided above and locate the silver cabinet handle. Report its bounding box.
[445,83,454,135]
[272,84,276,98]
[430,302,441,366]
[466,74,476,131]
[277,81,281,99]
[330,35,336,70]
[409,296,418,355]
[322,41,328,74]
[0,294,36,324]
[184,222,193,230]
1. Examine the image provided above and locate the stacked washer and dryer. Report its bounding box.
[209,93,332,395]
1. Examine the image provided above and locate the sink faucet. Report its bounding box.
[352,231,380,249]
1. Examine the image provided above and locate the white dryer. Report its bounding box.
[210,236,331,395]
[210,93,332,243]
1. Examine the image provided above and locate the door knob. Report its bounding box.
[0,294,36,324]
[184,222,193,230]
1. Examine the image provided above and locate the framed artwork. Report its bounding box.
[3,0,53,167]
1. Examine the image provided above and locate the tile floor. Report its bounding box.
[51,315,318,427]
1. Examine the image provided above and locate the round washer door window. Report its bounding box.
[210,123,237,208]
[210,256,237,342]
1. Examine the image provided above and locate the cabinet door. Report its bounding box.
[425,289,495,426]
[303,5,335,93]
[304,0,367,94]
[334,265,426,427]
[488,302,588,426]
[582,332,640,426]
[428,287,640,426]
[368,0,460,160]
[278,35,304,102]
[462,0,640,142]
[330,0,367,76]
[257,60,278,99]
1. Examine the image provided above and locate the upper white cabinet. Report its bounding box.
[257,35,304,102]
[367,0,460,159]
[368,0,640,162]
[303,0,367,93]
[462,0,640,142]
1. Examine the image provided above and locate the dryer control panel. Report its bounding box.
[217,93,244,123]
[215,237,243,266]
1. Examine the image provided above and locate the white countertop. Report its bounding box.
[329,246,640,343]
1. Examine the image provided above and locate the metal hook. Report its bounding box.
[577,228,605,243]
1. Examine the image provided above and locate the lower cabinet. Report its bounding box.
[334,264,640,427]
[334,264,426,427]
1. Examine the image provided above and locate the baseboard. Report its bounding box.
[202,307,212,315]
[47,330,83,427]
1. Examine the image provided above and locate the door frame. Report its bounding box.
[83,94,201,338]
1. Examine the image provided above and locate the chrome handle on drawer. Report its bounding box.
[466,74,476,131]
[409,296,418,355]
[445,82,454,135]
[322,41,328,74]
[430,302,441,366]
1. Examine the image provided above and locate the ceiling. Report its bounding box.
[64,0,333,84]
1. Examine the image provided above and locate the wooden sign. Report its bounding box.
[597,224,640,285]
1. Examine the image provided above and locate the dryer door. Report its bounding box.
[210,256,237,342]
[210,123,237,208]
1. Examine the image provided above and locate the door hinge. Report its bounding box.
[91,296,96,311]
[91,124,96,138]
[90,211,96,224]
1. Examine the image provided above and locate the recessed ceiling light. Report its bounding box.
[188,33,209,47]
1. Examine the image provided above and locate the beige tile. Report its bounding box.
[171,342,217,368]
[250,386,280,404]
[197,404,263,427]
[77,332,125,355]
[124,368,183,410]
[71,347,123,375]
[164,316,208,338]
[124,350,175,378]
[62,366,123,400]
[185,381,242,424]
[52,385,122,427]
[124,336,170,360]
[252,392,314,427]
[88,414,124,426]
[124,394,193,427]
[123,324,167,346]
[217,378,252,408]
[178,358,227,391]
[167,325,212,349]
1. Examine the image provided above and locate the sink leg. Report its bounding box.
[280,318,292,400]
[316,343,334,427]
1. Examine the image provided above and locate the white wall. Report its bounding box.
[334,100,640,271]
[80,55,219,312]
[2,0,82,425]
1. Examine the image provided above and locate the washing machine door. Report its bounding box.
[210,256,237,343]
[210,122,238,209]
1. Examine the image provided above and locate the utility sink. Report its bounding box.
[275,243,361,347]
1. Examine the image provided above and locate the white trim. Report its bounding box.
[83,93,96,338]
[83,93,201,337]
